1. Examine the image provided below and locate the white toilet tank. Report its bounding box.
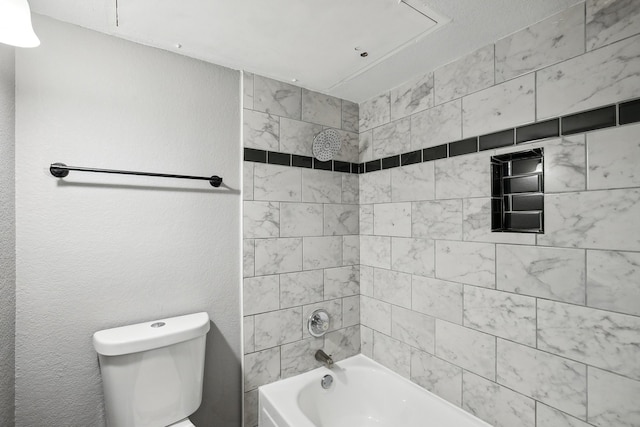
[93,312,211,427]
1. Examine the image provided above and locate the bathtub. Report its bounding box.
[258,354,490,427]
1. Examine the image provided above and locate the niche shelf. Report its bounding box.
[491,148,544,233]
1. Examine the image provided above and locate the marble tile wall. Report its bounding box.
[243,74,360,426]
[358,2,640,427]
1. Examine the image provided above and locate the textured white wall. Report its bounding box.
[0,44,16,427]
[15,16,241,427]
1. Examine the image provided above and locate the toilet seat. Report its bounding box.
[167,418,195,427]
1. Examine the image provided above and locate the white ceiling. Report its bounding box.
[29,0,582,103]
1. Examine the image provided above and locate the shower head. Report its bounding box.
[312,129,342,162]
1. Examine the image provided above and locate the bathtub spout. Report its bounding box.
[315,350,334,369]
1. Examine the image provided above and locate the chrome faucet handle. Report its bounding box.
[308,309,330,337]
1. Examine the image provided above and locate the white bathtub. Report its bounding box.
[258,354,490,427]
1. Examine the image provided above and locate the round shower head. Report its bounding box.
[312,129,342,162]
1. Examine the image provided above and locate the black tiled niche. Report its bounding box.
[491,148,544,233]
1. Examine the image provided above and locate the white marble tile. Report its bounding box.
[302,299,342,339]
[360,235,391,269]
[324,204,359,236]
[324,265,359,299]
[497,244,586,304]
[254,307,302,350]
[360,266,374,297]
[243,161,254,201]
[342,295,360,328]
[243,109,279,151]
[361,295,391,335]
[373,331,411,378]
[301,169,341,203]
[342,100,359,133]
[341,174,359,204]
[462,198,536,245]
[434,44,495,105]
[391,72,434,121]
[325,325,360,361]
[359,170,391,204]
[587,0,640,51]
[587,250,640,316]
[243,275,279,315]
[279,269,324,309]
[373,268,412,308]
[374,202,411,237]
[495,4,585,83]
[302,89,342,128]
[244,347,280,391]
[462,371,535,427]
[243,239,255,280]
[410,100,462,150]
[333,129,359,163]
[279,117,322,156]
[412,199,463,240]
[412,276,463,324]
[342,235,360,265]
[372,117,411,158]
[537,299,640,380]
[359,130,373,163]
[538,189,640,251]
[497,340,588,419]
[280,337,324,379]
[254,75,301,120]
[391,162,435,202]
[436,240,495,288]
[243,72,254,110]
[244,316,255,354]
[436,320,496,380]
[243,201,279,238]
[411,349,462,406]
[391,237,435,277]
[254,164,301,202]
[303,236,342,270]
[588,123,640,190]
[244,389,258,427]
[462,74,535,137]
[435,152,491,199]
[537,403,592,427]
[361,325,374,358]
[588,367,640,427]
[279,202,322,237]
[359,204,374,235]
[360,92,391,133]
[254,238,303,275]
[391,305,436,353]
[537,34,640,119]
[464,287,536,347]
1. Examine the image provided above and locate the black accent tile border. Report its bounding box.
[313,159,333,171]
[516,119,559,144]
[561,105,616,135]
[479,129,514,151]
[449,138,478,157]
[292,155,313,168]
[381,155,400,170]
[423,145,447,161]
[243,97,639,174]
[619,99,640,125]
[267,151,291,166]
[244,147,267,163]
[334,160,351,173]
[401,150,422,166]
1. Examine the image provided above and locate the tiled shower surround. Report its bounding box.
[243,1,640,426]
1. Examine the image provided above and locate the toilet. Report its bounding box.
[93,312,211,427]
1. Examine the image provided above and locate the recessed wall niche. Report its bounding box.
[491,148,544,233]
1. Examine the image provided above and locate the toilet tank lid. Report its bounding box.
[93,312,210,356]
